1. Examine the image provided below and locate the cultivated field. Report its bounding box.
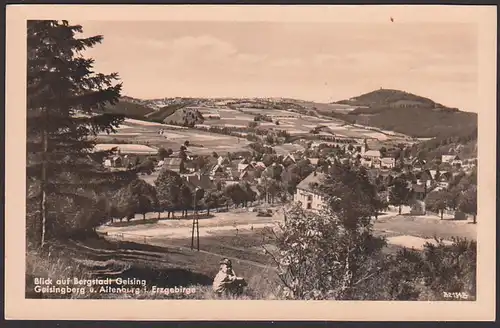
[97,104,413,156]
[97,118,252,155]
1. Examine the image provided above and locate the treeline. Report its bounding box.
[108,169,257,222]
[411,127,478,160]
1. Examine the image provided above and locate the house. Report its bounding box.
[415,170,433,188]
[239,170,255,182]
[253,161,267,169]
[238,163,250,173]
[294,171,327,211]
[361,155,381,168]
[217,156,231,166]
[380,157,396,169]
[94,143,158,156]
[441,154,456,163]
[411,184,426,201]
[182,173,214,191]
[309,158,320,166]
[210,164,225,177]
[437,171,452,188]
[282,153,297,167]
[412,159,426,172]
[363,150,381,160]
[237,158,251,172]
[103,155,123,168]
[229,168,240,181]
[162,158,184,173]
[451,156,463,166]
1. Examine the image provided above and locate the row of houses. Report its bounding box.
[293,166,458,212]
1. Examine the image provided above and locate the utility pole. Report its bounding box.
[191,187,200,251]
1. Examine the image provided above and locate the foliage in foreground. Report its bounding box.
[267,162,476,300]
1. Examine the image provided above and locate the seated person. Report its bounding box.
[212,258,247,296]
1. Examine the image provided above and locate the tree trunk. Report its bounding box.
[207,208,210,215]
[473,214,477,224]
[440,210,443,219]
[143,213,146,220]
[398,205,402,215]
[40,110,49,249]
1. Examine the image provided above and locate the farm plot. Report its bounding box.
[98,118,253,155]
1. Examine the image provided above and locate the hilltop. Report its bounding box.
[331,89,477,138]
[335,88,445,109]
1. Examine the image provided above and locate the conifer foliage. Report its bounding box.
[27,20,135,247]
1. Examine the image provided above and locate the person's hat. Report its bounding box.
[220,258,232,266]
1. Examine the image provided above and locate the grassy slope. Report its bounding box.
[146,103,192,122]
[103,100,155,119]
[26,234,278,299]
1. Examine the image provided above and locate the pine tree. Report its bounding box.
[27,20,135,247]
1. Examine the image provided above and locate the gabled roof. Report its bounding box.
[240,170,254,180]
[210,164,224,173]
[296,171,326,193]
[217,156,230,165]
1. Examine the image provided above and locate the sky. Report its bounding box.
[80,21,478,112]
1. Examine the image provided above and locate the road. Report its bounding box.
[99,207,476,252]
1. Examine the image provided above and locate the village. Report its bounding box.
[95,118,478,228]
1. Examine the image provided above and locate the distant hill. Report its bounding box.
[102,100,155,119]
[163,107,205,126]
[146,102,195,123]
[331,89,477,138]
[117,91,477,140]
[336,89,444,109]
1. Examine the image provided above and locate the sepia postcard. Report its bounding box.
[4,4,497,321]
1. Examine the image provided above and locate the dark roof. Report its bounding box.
[296,172,326,193]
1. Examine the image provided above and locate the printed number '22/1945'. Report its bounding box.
[443,292,469,300]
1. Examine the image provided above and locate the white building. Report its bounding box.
[441,154,456,163]
[294,171,326,211]
[380,157,396,169]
